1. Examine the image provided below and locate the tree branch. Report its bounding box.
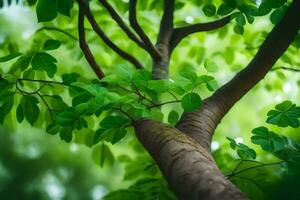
[78,5,105,80]
[129,0,161,59]
[35,26,78,41]
[156,0,175,45]
[78,0,144,69]
[176,0,300,151]
[171,15,232,50]
[98,0,146,50]
[272,66,300,72]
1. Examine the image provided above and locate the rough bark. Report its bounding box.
[134,119,249,200]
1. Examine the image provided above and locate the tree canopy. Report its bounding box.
[0,0,300,199]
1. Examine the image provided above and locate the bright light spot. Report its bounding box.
[46,184,65,200]
[283,82,292,93]
[256,0,262,6]
[43,173,65,200]
[91,185,107,200]
[275,95,283,102]
[235,137,244,144]
[0,0,38,41]
[211,141,220,151]
[27,145,41,159]
[185,16,194,24]
[70,144,79,153]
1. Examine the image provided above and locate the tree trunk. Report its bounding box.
[134,119,249,200]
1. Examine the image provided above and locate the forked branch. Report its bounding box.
[171,15,232,50]
[98,0,146,50]
[129,0,161,59]
[78,0,143,69]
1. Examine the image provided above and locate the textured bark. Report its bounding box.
[134,119,249,200]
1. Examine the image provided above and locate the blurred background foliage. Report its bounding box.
[0,0,299,199]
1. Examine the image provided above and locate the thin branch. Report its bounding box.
[148,100,181,109]
[37,93,54,121]
[168,90,179,101]
[171,15,232,50]
[129,0,161,59]
[157,0,175,45]
[232,176,266,192]
[113,107,135,122]
[78,4,105,80]
[35,26,78,41]
[78,0,144,69]
[18,78,64,85]
[272,66,300,72]
[98,0,146,50]
[227,161,286,178]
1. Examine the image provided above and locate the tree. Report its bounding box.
[0,0,300,199]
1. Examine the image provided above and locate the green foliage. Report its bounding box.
[227,137,257,160]
[0,0,299,199]
[266,101,300,128]
[43,39,61,50]
[251,126,287,152]
[181,92,202,112]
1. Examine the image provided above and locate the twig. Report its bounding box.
[35,26,78,41]
[148,100,181,109]
[18,78,64,85]
[227,161,286,178]
[37,93,54,121]
[272,66,300,72]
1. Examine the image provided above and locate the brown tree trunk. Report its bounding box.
[134,119,249,200]
[137,1,300,200]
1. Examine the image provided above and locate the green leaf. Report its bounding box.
[270,6,287,24]
[62,73,79,85]
[46,122,60,135]
[57,0,73,16]
[226,137,237,149]
[92,143,114,167]
[227,137,256,160]
[236,12,246,26]
[36,0,58,22]
[16,103,24,123]
[203,4,216,17]
[0,96,14,124]
[204,59,218,73]
[266,101,300,128]
[217,3,235,16]
[94,128,106,144]
[168,110,179,124]
[100,116,130,129]
[10,55,32,72]
[21,95,40,125]
[0,53,22,62]
[31,52,57,78]
[234,24,244,35]
[59,126,73,142]
[181,93,202,112]
[43,39,61,50]
[251,126,286,152]
[56,109,77,126]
